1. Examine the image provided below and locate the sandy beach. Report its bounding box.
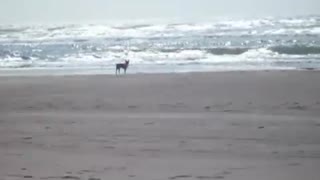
[1,71,320,180]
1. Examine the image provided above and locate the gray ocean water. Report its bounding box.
[1,15,320,75]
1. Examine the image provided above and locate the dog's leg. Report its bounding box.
[116,67,120,75]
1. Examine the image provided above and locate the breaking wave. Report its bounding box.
[1,15,320,73]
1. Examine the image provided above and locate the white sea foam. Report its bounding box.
[1,15,320,73]
[1,16,319,42]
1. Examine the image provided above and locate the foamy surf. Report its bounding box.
[0,15,320,74]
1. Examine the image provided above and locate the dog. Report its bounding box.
[116,60,129,75]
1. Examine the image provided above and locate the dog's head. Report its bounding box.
[125,60,130,64]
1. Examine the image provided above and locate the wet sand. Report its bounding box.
[1,71,320,180]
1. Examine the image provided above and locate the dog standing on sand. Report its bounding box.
[116,60,130,75]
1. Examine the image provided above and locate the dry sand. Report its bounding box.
[1,71,320,180]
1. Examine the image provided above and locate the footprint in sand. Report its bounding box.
[288,102,307,110]
[79,169,96,173]
[40,176,80,180]
[196,176,217,179]
[212,176,225,179]
[128,105,138,109]
[95,104,103,109]
[288,162,301,166]
[61,175,81,180]
[22,137,32,140]
[204,106,211,111]
[7,174,33,179]
[178,140,187,148]
[144,122,155,126]
[169,175,192,179]
[88,178,101,180]
[196,175,227,179]
[23,175,33,178]
[196,169,233,180]
[272,151,279,154]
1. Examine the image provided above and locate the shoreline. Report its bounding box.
[0,67,315,77]
[1,70,320,116]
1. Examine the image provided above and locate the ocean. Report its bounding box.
[1,15,320,75]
